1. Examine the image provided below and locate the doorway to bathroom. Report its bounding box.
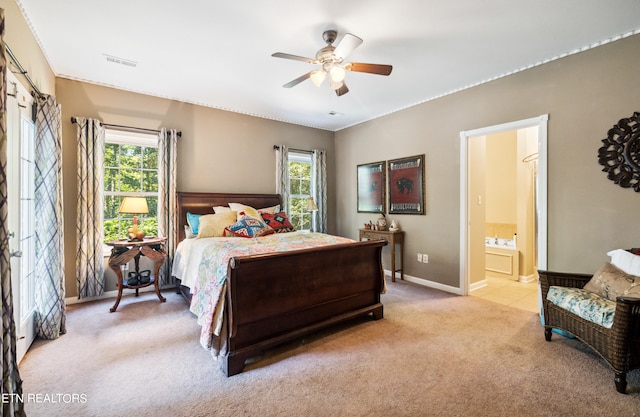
[459,115,548,313]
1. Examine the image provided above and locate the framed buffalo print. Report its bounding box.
[357,161,386,213]
[388,154,425,214]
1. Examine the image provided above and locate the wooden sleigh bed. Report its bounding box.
[172,191,387,376]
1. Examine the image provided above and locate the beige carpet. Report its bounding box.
[19,279,640,416]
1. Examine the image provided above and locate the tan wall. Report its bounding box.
[336,33,640,288]
[486,131,517,225]
[468,136,485,284]
[56,79,335,297]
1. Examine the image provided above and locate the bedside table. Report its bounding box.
[359,229,405,282]
[106,237,168,312]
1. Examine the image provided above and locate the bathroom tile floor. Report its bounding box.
[471,276,540,314]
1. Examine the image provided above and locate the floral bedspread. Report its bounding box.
[185,232,354,354]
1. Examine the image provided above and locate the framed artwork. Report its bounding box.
[388,154,425,214]
[357,161,386,213]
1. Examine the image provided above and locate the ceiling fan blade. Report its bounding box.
[333,33,363,60]
[345,62,393,76]
[283,72,311,88]
[335,82,349,97]
[272,52,315,64]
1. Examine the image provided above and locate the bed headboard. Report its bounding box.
[176,192,282,242]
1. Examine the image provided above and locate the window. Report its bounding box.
[103,130,158,243]
[288,151,313,231]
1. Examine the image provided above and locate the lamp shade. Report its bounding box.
[330,78,344,92]
[329,65,346,83]
[306,196,318,212]
[310,70,326,87]
[119,197,149,214]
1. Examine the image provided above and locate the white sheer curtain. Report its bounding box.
[275,145,290,215]
[312,149,327,233]
[157,128,178,287]
[75,117,105,298]
[34,95,66,339]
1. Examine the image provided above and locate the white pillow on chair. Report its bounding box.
[607,249,640,276]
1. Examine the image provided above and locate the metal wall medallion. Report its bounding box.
[597,111,640,192]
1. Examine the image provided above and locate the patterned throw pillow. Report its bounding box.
[583,262,640,301]
[261,212,296,233]
[225,215,275,238]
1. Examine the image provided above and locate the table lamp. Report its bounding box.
[119,197,149,241]
[306,196,318,212]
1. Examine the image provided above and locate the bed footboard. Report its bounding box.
[223,239,387,376]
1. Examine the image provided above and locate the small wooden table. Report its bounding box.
[359,229,405,282]
[106,237,168,312]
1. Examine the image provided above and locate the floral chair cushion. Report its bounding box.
[547,286,615,329]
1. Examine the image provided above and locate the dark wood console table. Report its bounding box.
[359,229,405,282]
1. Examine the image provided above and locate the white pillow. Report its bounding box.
[258,204,281,215]
[213,206,231,214]
[228,203,262,220]
[184,225,196,239]
[607,249,640,276]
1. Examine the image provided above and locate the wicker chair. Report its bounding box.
[539,270,640,394]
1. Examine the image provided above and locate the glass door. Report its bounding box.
[7,70,36,363]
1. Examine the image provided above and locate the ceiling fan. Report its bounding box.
[272,30,393,96]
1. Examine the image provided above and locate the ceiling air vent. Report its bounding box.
[104,54,137,67]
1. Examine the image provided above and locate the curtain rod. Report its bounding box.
[5,43,45,98]
[273,145,312,154]
[70,117,182,137]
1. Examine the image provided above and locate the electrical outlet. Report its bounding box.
[416,253,422,262]
[422,254,428,263]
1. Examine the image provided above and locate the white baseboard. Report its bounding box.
[518,273,537,283]
[469,279,488,292]
[385,269,463,295]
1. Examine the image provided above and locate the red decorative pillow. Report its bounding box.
[261,212,296,233]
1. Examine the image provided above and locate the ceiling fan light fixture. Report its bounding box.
[329,65,346,83]
[272,30,392,97]
[310,70,326,87]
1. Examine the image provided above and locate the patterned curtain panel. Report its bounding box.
[157,128,177,287]
[312,149,327,233]
[0,9,27,417]
[34,95,66,339]
[75,117,105,298]
[275,145,290,215]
